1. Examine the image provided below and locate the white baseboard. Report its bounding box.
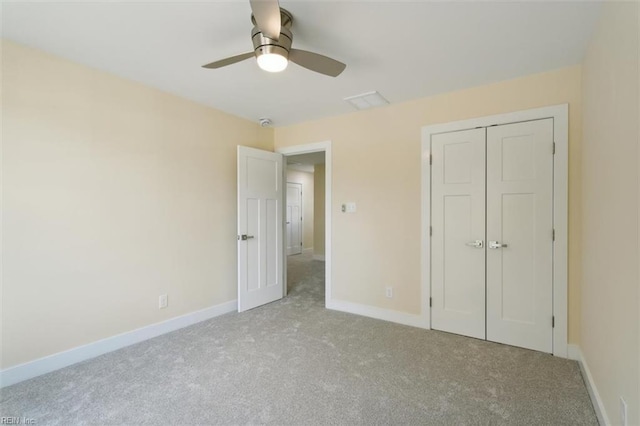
[567,344,610,425]
[327,299,429,330]
[0,299,237,388]
[313,254,325,261]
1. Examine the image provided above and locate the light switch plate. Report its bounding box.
[159,294,168,309]
[345,202,357,213]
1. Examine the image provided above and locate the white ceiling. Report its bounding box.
[2,1,602,126]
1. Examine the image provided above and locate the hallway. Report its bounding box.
[286,251,325,304]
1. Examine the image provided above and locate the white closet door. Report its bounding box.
[486,119,554,352]
[431,128,486,339]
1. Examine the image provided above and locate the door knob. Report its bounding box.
[465,240,484,248]
[240,235,255,241]
[489,241,507,249]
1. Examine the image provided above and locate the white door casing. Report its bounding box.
[486,119,554,352]
[286,182,303,255]
[237,146,284,312]
[431,128,486,339]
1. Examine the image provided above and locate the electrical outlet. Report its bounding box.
[620,397,627,426]
[159,294,168,309]
[385,287,393,298]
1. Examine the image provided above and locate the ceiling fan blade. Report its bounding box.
[250,0,281,40]
[288,49,346,77]
[202,52,255,69]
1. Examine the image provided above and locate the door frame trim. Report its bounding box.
[421,104,569,357]
[277,141,332,306]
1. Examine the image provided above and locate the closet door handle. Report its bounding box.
[489,241,507,249]
[466,240,484,248]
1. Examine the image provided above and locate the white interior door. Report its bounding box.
[486,119,554,352]
[237,146,284,312]
[431,128,486,339]
[286,182,303,255]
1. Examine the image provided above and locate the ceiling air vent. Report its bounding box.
[344,91,390,110]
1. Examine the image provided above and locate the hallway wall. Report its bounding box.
[314,164,326,259]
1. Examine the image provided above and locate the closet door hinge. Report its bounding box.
[552,316,555,328]
[553,142,556,155]
[552,229,555,241]
[429,154,432,165]
[430,297,432,308]
[430,226,433,236]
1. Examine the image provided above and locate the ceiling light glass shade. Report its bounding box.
[257,53,288,72]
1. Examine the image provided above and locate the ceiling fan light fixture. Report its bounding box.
[203,3,346,77]
[257,52,288,72]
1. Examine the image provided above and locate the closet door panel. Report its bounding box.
[486,119,554,353]
[431,128,486,339]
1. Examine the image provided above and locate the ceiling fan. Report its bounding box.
[202,0,346,77]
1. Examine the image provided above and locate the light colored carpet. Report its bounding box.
[1,252,597,425]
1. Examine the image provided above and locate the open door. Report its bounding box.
[237,146,284,312]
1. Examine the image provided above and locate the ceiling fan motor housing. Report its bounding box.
[251,8,293,59]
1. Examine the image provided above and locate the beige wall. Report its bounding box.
[581,2,639,424]
[1,40,273,368]
[286,168,314,250]
[275,66,583,342]
[314,164,326,257]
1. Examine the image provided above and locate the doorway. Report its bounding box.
[278,141,332,306]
